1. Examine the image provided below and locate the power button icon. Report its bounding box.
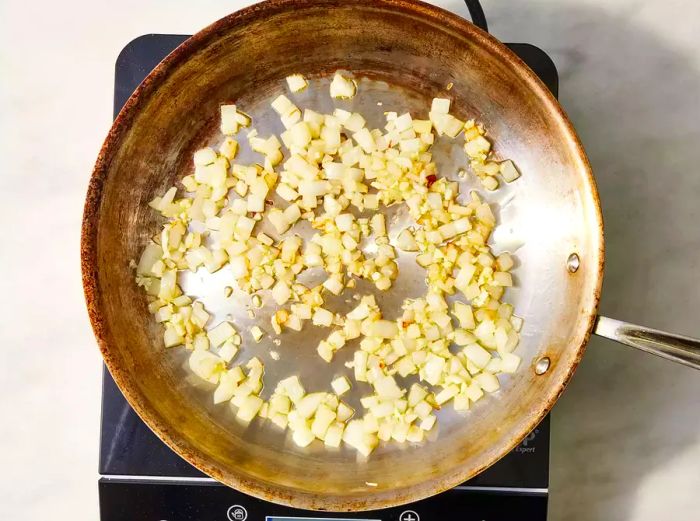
[227,505,248,521]
[399,510,420,521]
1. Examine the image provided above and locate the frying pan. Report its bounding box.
[81,0,700,511]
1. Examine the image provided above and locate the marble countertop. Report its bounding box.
[1,0,698,519]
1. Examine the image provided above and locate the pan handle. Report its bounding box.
[594,316,700,370]
[464,0,489,33]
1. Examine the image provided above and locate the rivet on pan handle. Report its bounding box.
[464,0,489,33]
[594,316,700,370]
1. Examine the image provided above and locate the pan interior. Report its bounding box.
[87,0,602,509]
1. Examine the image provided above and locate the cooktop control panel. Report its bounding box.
[99,480,547,521]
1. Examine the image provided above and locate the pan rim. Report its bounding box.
[81,0,604,510]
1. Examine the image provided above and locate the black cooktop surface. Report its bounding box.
[99,33,558,521]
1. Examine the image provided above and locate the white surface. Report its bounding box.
[0,0,698,519]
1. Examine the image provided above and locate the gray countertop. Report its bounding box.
[481,2,700,519]
[1,0,698,519]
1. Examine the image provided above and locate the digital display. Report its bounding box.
[266,518,380,521]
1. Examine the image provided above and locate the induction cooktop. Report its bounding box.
[97,29,558,521]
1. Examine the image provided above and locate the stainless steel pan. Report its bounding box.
[81,0,700,511]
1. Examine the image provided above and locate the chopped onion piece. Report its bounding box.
[420,414,436,431]
[251,326,264,343]
[481,176,499,191]
[189,350,225,383]
[500,160,520,182]
[453,394,470,411]
[353,128,376,153]
[193,147,216,166]
[237,395,264,422]
[431,98,451,114]
[475,372,500,393]
[218,340,239,363]
[297,392,326,419]
[331,376,351,396]
[312,308,334,327]
[219,138,238,160]
[324,423,345,447]
[271,281,292,305]
[286,74,308,92]
[208,321,237,347]
[500,352,521,373]
[493,271,513,287]
[465,135,491,158]
[463,344,491,369]
[330,73,357,99]
[323,275,344,295]
[311,404,336,439]
[367,320,399,339]
[343,420,378,456]
[343,113,366,133]
[220,104,249,135]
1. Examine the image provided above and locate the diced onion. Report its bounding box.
[431,98,451,114]
[330,73,357,99]
[237,395,264,422]
[500,160,520,182]
[286,74,308,92]
[208,321,237,347]
[137,70,526,458]
[189,350,225,383]
[331,376,351,396]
